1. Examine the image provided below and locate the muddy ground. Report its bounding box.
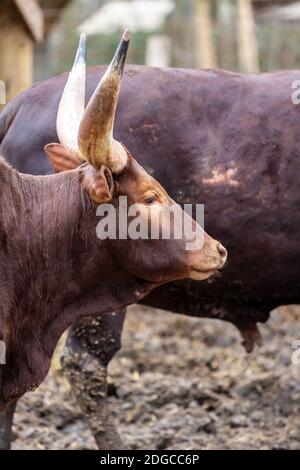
[13,304,300,450]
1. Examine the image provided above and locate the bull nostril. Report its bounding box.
[217,243,227,260]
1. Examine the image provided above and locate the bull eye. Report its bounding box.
[144,194,157,205]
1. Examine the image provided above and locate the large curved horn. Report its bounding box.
[77,30,130,173]
[56,33,86,157]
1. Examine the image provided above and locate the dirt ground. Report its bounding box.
[12,304,300,450]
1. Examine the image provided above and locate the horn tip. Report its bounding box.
[123,30,131,42]
[75,33,86,64]
[79,33,86,49]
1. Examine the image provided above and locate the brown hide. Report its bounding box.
[0,152,224,408]
[0,65,300,346]
[0,159,154,408]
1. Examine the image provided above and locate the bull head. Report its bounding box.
[44,31,227,283]
[45,31,130,176]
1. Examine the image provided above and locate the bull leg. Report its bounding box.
[0,401,17,450]
[61,309,126,450]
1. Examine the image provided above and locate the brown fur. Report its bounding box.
[0,154,224,409]
[0,158,149,407]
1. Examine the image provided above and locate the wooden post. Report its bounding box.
[236,0,259,73]
[217,0,235,70]
[193,0,217,69]
[0,0,43,109]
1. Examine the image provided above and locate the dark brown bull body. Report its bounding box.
[0,159,156,407]
[0,153,219,409]
[0,39,229,450]
[1,65,299,329]
[0,65,300,449]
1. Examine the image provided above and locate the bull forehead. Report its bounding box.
[117,156,169,200]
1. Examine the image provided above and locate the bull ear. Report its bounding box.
[81,165,115,204]
[44,143,82,173]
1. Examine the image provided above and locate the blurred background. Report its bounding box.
[1,0,300,450]
[2,0,300,104]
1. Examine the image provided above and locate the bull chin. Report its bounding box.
[189,268,219,281]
